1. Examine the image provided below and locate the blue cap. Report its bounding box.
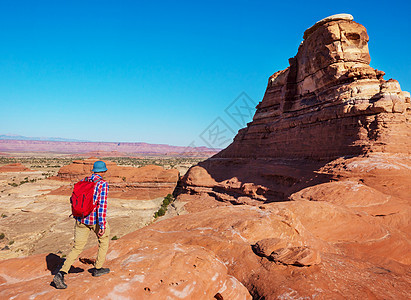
[92,161,108,172]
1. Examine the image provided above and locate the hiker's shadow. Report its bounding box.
[46,253,84,275]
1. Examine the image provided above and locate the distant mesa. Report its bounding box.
[49,158,179,200]
[0,139,219,157]
[0,134,90,142]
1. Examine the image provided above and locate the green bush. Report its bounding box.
[162,198,170,207]
[0,233,4,239]
[158,207,166,216]
[111,235,119,240]
[153,194,175,219]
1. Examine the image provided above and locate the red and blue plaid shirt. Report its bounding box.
[74,174,108,230]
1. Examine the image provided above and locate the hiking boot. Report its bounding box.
[92,267,110,277]
[53,272,67,289]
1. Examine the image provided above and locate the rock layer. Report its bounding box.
[50,158,179,200]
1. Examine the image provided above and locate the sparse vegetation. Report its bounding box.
[1,214,7,218]
[111,235,119,240]
[9,240,14,245]
[0,156,202,172]
[100,156,204,169]
[0,233,5,239]
[6,178,37,187]
[0,156,74,168]
[154,194,175,219]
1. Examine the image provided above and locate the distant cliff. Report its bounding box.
[0,139,218,157]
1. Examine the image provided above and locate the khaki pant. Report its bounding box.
[61,221,110,273]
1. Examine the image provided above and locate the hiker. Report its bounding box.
[53,160,111,289]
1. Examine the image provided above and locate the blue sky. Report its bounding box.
[0,0,410,147]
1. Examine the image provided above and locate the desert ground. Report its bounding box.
[0,155,200,260]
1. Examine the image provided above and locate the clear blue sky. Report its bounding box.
[1,0,410,147]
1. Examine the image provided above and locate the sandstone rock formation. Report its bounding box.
[49,158,179,200]
[0,163,33,172]
[180,13,411,204]
[175,14,411,298]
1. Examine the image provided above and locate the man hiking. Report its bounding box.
[53,160,111,289]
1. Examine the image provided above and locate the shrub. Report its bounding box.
[111,235,119,240]
[162,198,170,207]
[0,233,4,239]
[153,194,175,219]
[155,207,166,218]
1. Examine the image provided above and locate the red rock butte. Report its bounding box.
[222,14,410,160]
[0,14,410,299]
[49,158,179,200]
[180,13,411,204]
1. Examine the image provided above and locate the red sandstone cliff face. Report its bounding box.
[216,16,410,160]
[49,158,179,200]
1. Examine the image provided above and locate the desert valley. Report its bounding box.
[0,13,410,299]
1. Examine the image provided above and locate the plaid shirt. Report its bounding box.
[74,174,108,230]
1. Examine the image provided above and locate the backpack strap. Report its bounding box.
[92,177,104,206]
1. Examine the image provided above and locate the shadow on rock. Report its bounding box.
[46,253,84,275]
[46,253,64,275]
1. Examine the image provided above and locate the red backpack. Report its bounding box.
[70,178,100,218]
